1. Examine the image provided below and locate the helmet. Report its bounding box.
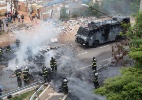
[25,66,28,70]
[93,57,96,60]
[16,66,19,69]
[43,66,46,69]
[95,73,98,76]
[51,57,53,59]
[63,76,67,80]
[63,79,67,82]
[63,78,68,82]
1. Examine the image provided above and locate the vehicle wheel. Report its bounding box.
[93,40,99,48]
[115,35,122,42]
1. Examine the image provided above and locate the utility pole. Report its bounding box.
[51,9,53,19]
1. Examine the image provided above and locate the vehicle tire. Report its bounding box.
[92,40,99,48]
[115,35,122,42]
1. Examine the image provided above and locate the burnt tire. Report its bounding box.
[92,40,99,48]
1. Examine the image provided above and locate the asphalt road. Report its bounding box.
[0,20,114,99]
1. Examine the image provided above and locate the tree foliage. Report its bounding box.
[100,0,140,15]
[83,1,100,17]
[60,7,69,21]
[127,12,142,66]
[95,67,142,100]
[130,0,141,13]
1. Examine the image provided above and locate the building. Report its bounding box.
[0,0,7,15]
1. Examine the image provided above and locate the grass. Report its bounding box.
[10,85,46,100]
[10,90,35,100]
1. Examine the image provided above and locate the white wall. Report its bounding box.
[6,2,14,12]
[0,0,6,10]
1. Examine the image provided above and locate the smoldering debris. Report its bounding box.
[49,46,106,100]
[7,20,61,71]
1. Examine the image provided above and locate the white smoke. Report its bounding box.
[68,77,106,100]
[49,45,106,100]
[8,20,61,70]
[44,50,56,68]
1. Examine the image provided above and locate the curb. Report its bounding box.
[2,85,39,100]
[61,90,71,100]
[35,84,50,100]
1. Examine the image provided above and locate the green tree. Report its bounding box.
[130,0,140,13]
[60,7,69,21]
[83,1,100,17]
[100,0,140,15]
[95,67,142,100]
[127,12,142,66]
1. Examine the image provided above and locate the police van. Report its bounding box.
[75,16,130,47]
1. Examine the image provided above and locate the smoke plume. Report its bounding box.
[8,20,60,70]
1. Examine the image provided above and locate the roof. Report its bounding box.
[44,0,64,7]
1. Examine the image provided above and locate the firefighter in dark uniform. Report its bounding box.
[92,57,97,74]
[47,68,52,82]
[6,45,11,52]
[23,66,29,83]
[16,39,20,47]
[93,73,99,89]
[42,66,50,83]
[14,66,22,86]
[0,48,3,61]
[62,77,68,94]
[50,57,57,72]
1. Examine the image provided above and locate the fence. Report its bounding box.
[30,84,44,100]
[0,82,39,99]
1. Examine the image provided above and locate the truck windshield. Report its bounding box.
[77,27,89,36]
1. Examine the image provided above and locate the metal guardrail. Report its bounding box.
[0,82,38,99]
[30,84,44,100]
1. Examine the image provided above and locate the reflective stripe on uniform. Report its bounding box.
[62,82,67,87]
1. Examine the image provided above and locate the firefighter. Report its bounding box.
[42,66,49,83]
[0,48,3,61]
[16,39,20,47]
[62,77,68,94]
[92,57,97,73]
[0,86,2,96]
[23,66,29,83]
[93,73,99,89]
[6,45,11,52]
[14,66,22,86]
[50,57,57,72]
[47,68,52,82]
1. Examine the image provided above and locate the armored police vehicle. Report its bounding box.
[75,16,130,47]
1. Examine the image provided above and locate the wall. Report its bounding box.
[18,2,28,12]
[0,0,7,15]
